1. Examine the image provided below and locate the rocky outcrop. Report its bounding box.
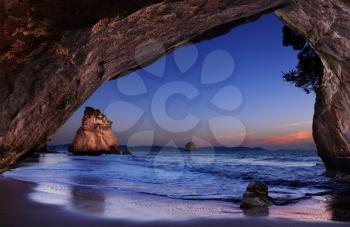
[240,181,271,209]
[0,0,350,172]
[122,149,132,155]
[70,107,119,155]
[275,1,350,171]
[185,142,196,151]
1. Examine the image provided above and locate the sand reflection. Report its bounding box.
[29,181,242,220]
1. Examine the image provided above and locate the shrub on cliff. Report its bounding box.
[282,26,323,94]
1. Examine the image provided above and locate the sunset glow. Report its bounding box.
[265,130,313,145]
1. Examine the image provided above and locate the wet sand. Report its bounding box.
[0,177,349,227]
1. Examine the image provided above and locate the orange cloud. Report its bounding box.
[265,131,312,145]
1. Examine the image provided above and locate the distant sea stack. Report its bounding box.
[185,142,196,151]
[70,107,119,155]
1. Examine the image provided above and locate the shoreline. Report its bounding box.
[0,176,349,227]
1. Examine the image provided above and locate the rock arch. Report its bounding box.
[0,0,349,172]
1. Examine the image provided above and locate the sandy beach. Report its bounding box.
[0,177,348,227]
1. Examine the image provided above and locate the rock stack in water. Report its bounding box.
[70,107,119,155]
[185,142,196,151]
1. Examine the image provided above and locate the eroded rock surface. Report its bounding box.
[240,181,271,209]
[0,0,350,172]
[0,0,286,171]
[276,0,350,171]
[240,181,271,217]
[70,107,119,155]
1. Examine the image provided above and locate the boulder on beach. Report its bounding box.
[185,142,196,151]
[240,181,271,209]
[70,107,119,155]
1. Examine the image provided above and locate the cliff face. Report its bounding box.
[70,107,119,154]
[276,1,350,171]
[0,0,350,172]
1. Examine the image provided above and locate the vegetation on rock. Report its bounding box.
[282,26,323,94]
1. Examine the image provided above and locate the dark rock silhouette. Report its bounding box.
[122,149,132,155]
[0,0,350,172]
[185,142,196,151]
[70,107,119,155]
[325,171,350,184]
[240,181,271,209]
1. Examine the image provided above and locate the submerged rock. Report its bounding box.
[122,149,132,155]
[240,181,271,209]
[70,107,119,155]
[185,142,196,151]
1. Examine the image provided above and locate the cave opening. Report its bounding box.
[3,1,350,221]
[50,13,317,152]
[36,13,330,204]
[4,0,349,176]
[8,12,345,221]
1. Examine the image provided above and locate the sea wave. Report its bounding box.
[1,148,341,206]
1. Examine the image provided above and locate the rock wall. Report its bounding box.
[276,0,350,171]
[0,0,350,172]
[70,107,119,154]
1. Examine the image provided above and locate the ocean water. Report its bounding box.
[3,146,345,207]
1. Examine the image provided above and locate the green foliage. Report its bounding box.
[282,26,323,94]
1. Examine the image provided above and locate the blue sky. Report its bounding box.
[51,13,316,150]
